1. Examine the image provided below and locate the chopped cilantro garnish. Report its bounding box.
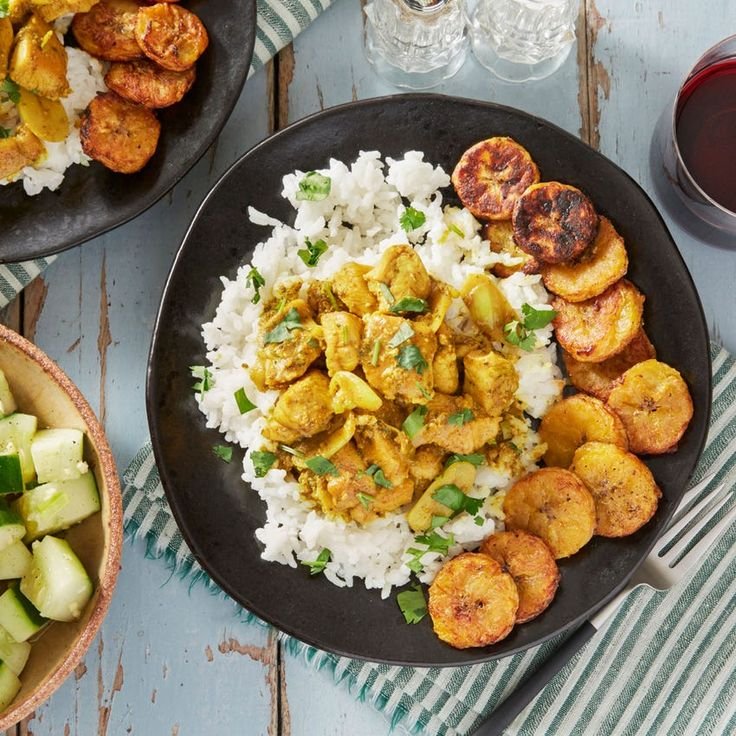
[400,207,426,232]
[1,79,19,104]
[402,405,428,439]
[397,344,428,374]
[251,450,277,477]
[0,0,8,18]
[431,514,450,529]
[297,237,328,267]
[445,453,485,467]
[190,365,213,395]
[397,584,427,624]
[378,282,395,305]
[447,408,474,426]
[263,307,303,344]
[305,456,340,476]
[432,484,484,516]
[474,516,485,526]
[387,322,415,348]
[416,382,431,400]
[414,529,454,556]
[364,464,393,489]
[504,303,557,352]
[301,548,331,575]
[0,127,10,139]
[295,171,331,201]
[245,267,265,304]
[357,492,373,509]
[234,387,256,414]
[370,339,382,366]
[212,444,233,463]
[389,296,428,314]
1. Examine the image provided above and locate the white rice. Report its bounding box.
[198,151,564,598]
[0,24,107,196]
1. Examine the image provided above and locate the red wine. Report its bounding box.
[675,58,736,213]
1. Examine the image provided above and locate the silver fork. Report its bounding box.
[471,476,736,736]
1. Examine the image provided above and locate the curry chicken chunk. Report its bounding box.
[251,244,532,526]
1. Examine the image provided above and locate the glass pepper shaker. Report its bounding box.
[363,0,468,90]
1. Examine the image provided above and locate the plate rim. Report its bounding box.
[146,92,712,666]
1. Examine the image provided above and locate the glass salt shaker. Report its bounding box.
[465,0,577,83]
[363,0,468,90]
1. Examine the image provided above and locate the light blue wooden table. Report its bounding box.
[3,1,735,733]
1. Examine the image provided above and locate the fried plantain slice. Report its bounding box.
[80,91,160,173]
[72,0,144,62]
[135,3,208,72]
[428,552,518,649]
[552,279,645,363]
[570,442,662,537]
[607,359,694,455]
[512,182,599,264]
[482,220,540,278]
[104,58,195,108]
[541,216,628,302]
[503,468,596,559]
[452,137,540,221]
[480,530,560,624]
[562,329,656,401]
[539,393,628,468]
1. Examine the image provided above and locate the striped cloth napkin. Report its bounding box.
[121,342,736,736]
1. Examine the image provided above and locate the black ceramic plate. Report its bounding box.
[147,94,711,667]
[0,0,256,263]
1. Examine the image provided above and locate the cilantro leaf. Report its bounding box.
[387,322,415,349]
[301,548,331,575]
[0,0,8,18]
[397,344,428,374]
[234,387,256,414]
[431,514,450,529]
[504,320,537,351]
[402,405,428,439]
[305,456,340,476]
[364,464,393,489]
[400,207,426,232]
[357,492,373,509]
[245,267,265,304]
[521,303,557,330]
[297,238,328,267]
[263,307,303,344]
[1,79,19,104]
[296,171,331,201]
[212,444,233,463]
[251,451,277,477]
[445,453,485,467]
[414,529,454,556]
[190,365,213,395]
[503,303,557,351]
[0,127,11,139]
[389,297,428,314]
[474,516,485,526]
[416,382,432,400]
[447,408,474,426]
[397,584,427,624]
[432,484,484,516]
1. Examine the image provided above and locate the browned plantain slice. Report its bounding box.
[135,3,208,72]
[552,279,644,363]
[562,329,656,401]
[452,137,540,221]
[503,468,596,559]
[480,530,560,623]
[80,91,160,173]
[512,182,599,264]
[72,0,144,62]
[428,552,519,649]
[542,216,628,301]
[104,58,196,108]
[539,393,628,468]
[482,220,540,278]
[570,442,662,537]
[607,359,694,455]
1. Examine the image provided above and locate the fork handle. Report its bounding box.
[470,622,596,736]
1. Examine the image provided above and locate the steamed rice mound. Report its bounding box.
[197,151,564,598]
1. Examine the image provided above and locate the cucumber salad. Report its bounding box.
[0,369,100,712]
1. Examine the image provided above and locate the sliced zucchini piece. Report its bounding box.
[13,473,100,543]
[0,414,37,484]
[0,541,32,581]
[0,661,21,711]
[0,503,25,554]
[0,450,23,494]
[0,371,17,418]
[30,428,85,484]
[0,625,30,676]
[21,536,93,622]
[0,585,46,642]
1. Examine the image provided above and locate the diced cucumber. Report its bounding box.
[0,503,25,554]
[0,371,17,419]
[0,414,37,484]
[0,541,32,580]
[0,586,46,642]
[21,536,93,622]
[0,626,30,676]
[0,661,21,711]
[31,428,85,484]
[0,450,23,494]
[13,473,100,543]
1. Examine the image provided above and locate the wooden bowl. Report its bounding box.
[0,325,122,728]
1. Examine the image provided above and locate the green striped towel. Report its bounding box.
[122,341,736,736]
[0,0,333,307]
